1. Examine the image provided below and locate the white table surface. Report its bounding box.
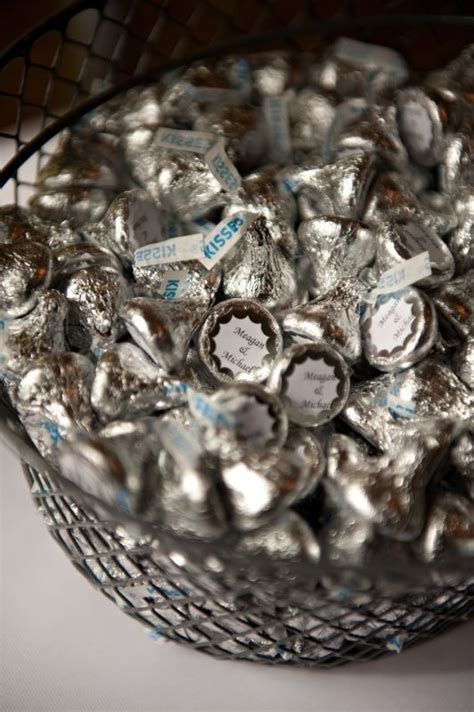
[1,444,473,712]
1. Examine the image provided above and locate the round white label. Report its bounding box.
[368,295,415,355]
[399,101,433,155]
[284,357,340,417]
[211,315,270,377]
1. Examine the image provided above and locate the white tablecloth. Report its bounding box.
[1,444,473,712]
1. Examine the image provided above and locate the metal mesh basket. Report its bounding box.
[1,0,474,667]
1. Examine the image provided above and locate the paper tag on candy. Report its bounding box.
[263,92,292,161]
[210,314,270,377]
[157,270,190,300]
[283,357,340,419]
[133,234,204,267]
[200,212,255,269]
[367,293,416,355]
[401,222,445,264]
[205,139,241,193]
[365,252,431,303]
[187,390,234,428]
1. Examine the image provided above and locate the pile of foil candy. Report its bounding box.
[1,38,473,582]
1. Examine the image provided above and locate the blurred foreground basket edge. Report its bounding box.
[0,0,473,667]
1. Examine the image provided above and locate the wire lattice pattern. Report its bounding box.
[1,0,474,666]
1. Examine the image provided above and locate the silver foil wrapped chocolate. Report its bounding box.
[361,288,438,372]
[53,241,122,281]
[282,281,362,365]
[0,241,53,318]
[0,290,68,377]
[15,352,95,460]
[197,298,283,384]
[375,220,455,288]
[0,205,49,244]
[221,215,298,311]
[296,150,376,220]
[283,426,326,499]
[297,216,375,299]
[188,382,288,453]
[267,342,350,427]
[65,266,130,352]
[326,424,455,541]
[58,419,160,516]
[30,187,113,229]
[121,296,208,373]
[91,342,189,420]
[451,430,474,499]
[289,88,336,155]
[236,511,320,563]
[342,360,473,452]
[133,259,222,306]
[453,338,474,390]
[431,271,474,338]
[417,493,474,564]
[396,87,447,167]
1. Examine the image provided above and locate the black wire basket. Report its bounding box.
[1,0,473,668]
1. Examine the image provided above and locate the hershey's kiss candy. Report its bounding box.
[85,189,162,266]
[297,216,375,299]
[327,424,455,541]
[121,296,207,373]
[15,352,95,460]
[453,337,474,390]
[0,205,48,244]
[58,419,160,517]
[236,511,320,563]
[267,342,350,427]
[64,266,130,352]
[221,215,298,311]
[289,88,336,154]
[197,298,282,384]
[417,493,474,564]
[0,290,68,377]
[396,87,446,167]
[53,241,122,280]
[30,188,113,229]
[342,360,473,452]
[282,281,362,365]
[451,430,474,499]
[431,270,473,338]
[319,510,374,569]
[375,220,454,288]
[156,419,228,539]
[439,133,472,194]
[220,447,312,531]
[360,288,438,372]
[134,260,222,306]
[91,342,189,420]
[188,381,288,453]
[284,426,326,499]
[0,242,53,317]
[296,150,376,220]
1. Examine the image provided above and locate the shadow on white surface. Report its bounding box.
[1,445,473,712]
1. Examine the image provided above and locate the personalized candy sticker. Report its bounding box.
[211,315,271,377]
[366,293,416,356]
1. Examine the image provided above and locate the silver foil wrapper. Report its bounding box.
[194,104,267,172]
[220,447,312,531]
[319,510,374,569]
[289,88,336,155]
[197,298,283,384]
[189,382,288,454]
[396,87,447,167]
[326,424,455,541]
[15,352,95,460]
[342,360,473,452]
[156,419,228,539]
[282,281,362,365]
[417,493,474,564]
[86,189,162,266]
[221,215,298,311]
[453,338,474,390]
[58,419,160,516]
[448,199,474,275]
[91,342,189,420]
[0,205,49,245]
[361,288,438,372]
[267,342,351,427]
[133,259,221,306]
[53,241,122,281]
[0,241,53,317]
[223,167,298,256]
[121,296,208,373]
[451,430,474,499]
[236,511,320,563]
[64,266,130,352]
[30,187,113,229]
[1,290,68,377]
[431,270,474,338]
[143,149,224,219]
[296,150,376,220]
[439,133,472,194]
[284,426,326,499]
[375,220,455,288]
[297,216,375,299]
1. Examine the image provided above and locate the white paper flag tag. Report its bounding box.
[155,127,215,154]
[155,128,242,193]
[263,92,292,161]
[158,420,202,470]
[133,233,204,268]
[205,138,241,193]
[187,389,234,428]
[157,269,191,300]
[200,212,256,269]
[365,252,431,304]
